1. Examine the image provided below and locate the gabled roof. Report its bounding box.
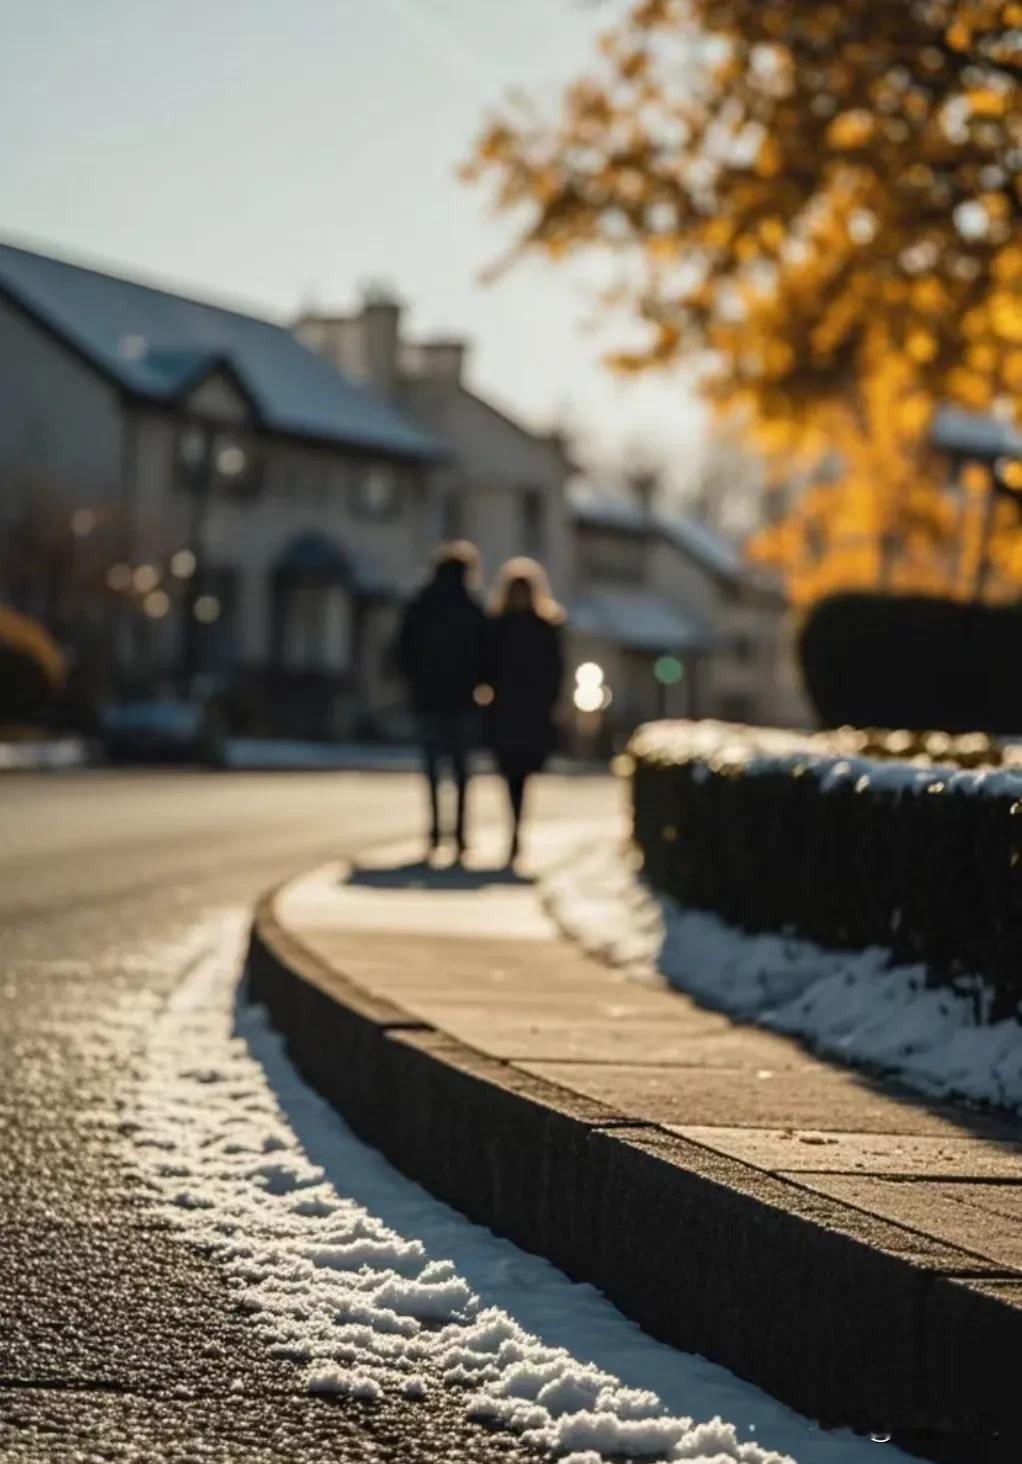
[569,588,714,652]
[571,495,744,582]
[0,240,442,462]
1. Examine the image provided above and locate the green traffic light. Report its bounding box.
[654,655,684,686]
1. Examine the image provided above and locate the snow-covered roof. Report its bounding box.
[0,240,441,462]
[660,511,743,579]
[931,406,1022,461]
[571,497,743,581]
[569,588,713,653]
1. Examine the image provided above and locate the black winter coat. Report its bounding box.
[395,580,488,716]
[486,610,564,777]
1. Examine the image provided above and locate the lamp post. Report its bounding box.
[177,428,248,695]
[931,407,1022,601]
[178,427,213,696]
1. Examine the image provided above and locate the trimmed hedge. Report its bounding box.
[631,720,1022,1020]
[800,592,1022,735]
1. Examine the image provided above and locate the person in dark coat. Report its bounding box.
[396,541,487,859]
[486,557,565,866]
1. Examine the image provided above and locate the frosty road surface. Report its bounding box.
[141,915,907,1464]
[0,769,907,1461]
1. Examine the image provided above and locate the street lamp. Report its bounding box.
[176,428,254,692]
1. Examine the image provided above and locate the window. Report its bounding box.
[732,633,757,665]
[519,486,544,557]
[352,464,402,519]
[177,425,210,487]
[281,583,352,672]
[304,459,328,507]
[577,528,645,584]
[441,488,465,541]
[176,424,261,497]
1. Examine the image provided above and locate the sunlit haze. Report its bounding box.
[1,0,706,478]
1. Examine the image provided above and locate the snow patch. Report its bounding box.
[543,845,1022,1112]
[130,913,906,1463]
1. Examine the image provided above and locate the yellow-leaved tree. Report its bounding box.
[465,0,1022,602]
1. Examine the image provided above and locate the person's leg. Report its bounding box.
[418,718,441,853]
[506,772,526,863]
[451,714,474,858]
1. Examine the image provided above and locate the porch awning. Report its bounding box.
[273,533,397,597]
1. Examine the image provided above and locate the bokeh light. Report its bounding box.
[653,655,685,686]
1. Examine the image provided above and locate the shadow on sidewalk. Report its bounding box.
[344,860,533,892]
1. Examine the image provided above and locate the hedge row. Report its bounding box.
[630,720,1022,1020]
[800,591,1022,734]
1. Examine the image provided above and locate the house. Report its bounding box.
[297,292,811,741]
[0,240,443,735]
[567,487,810,737]
[0,241,808,745]
[295,290,573,597]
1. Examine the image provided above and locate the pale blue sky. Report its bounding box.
[0,0,704,473]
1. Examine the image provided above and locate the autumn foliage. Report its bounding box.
[466,0,1022,602]
[0,604,65,725]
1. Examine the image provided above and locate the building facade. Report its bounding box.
[295,292,573,597]
[0,246,809,743]
[567,492,810,738]
[0,241,442,735]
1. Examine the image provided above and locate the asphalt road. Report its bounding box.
[0,767,615,1463]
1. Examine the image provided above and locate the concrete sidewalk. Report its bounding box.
[252,824,1022,1462]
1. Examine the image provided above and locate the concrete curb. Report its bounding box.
[247,882,1020,1464]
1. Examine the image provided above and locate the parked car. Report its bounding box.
[100,697,225,764]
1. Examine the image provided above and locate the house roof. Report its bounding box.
[571,497,744,582]
[0,240,442,462]
[931,406,1022,461]
[569,588,713,653]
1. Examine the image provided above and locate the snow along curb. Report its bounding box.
[248,874,1022,1464]
[541,845,1022,1115]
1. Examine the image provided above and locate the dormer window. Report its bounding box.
[178,425,210,486]
[176,425,261,496]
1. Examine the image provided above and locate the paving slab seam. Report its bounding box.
[247,876,1022,1464]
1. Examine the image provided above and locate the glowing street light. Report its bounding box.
[143,589,170,619]
[170,548,197,580]
[106,563,132,592]
[133,564,159,594]
[574,682,603,712]
[193,595,221,624]
[71,508,97,538]
[573,661,606,713]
